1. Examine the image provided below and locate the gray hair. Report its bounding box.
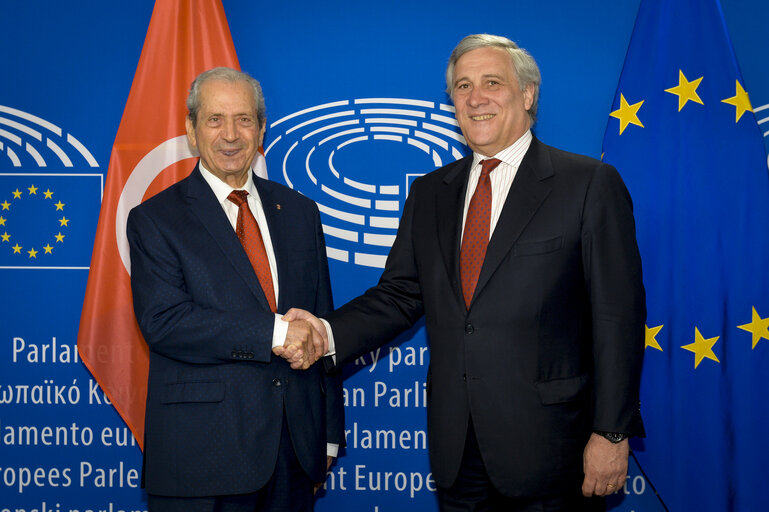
[446,34,542,123]
[186,67,266,128]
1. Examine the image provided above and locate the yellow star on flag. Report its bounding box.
[12,189,22,199]
[28,184,38,195]
[27,247,38,259]
[59,216,69,227]
[1,201,10,210]
[0,216,5,226]
[43,244,53,254]
[1,232,9,242]
[610,93,644,135]
[721,80,753,122]
[55,232,65,242]
[681,327,720,369]
[55,201,65,211]
[737,307,769,349]
[44,189,54,199]
[645,324,664,351]
[12,243,22,254]
[665,70,704,111]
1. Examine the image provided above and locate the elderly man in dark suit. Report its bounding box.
[128,67,343,511]
[282,34,645,511]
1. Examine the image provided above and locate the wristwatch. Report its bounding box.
[595,431,628,443]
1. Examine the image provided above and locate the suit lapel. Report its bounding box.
[184,166,271,309]
[472,138,553,307]
[436,156,473,303]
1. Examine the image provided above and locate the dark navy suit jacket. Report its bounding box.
[327,137,645,497]
[127,164,344,497]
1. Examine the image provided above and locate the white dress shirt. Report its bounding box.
[199,163,289,348]
[324,130,533,360]
[461,129,532,241]
[199,163,338,457]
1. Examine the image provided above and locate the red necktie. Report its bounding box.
[460,158,501,309]
[227,190,277,313]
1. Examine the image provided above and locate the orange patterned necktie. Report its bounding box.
[459,158,501,309]
[227,190,277,312]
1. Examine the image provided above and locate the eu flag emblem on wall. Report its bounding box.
[0,174,100,268]
[602,0,769,510]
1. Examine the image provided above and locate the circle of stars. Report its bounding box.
[609,70,754,135]
[1,184,68,259]
[643,305,768,370]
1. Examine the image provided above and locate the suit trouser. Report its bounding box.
[437,419,605,512]
[147,411,315,512]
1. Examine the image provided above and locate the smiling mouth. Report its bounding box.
[470,114,495,121]
[219,149,242,157]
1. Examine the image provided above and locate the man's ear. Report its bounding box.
[523,84,535,112]
[185,116,197,149]
[257,122,266,147]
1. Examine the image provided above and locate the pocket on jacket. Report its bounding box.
[513,236,563,256]
[161,380,225,404]
[535,374,588,405]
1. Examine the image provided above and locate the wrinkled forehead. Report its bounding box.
[455,47,515,77]
[197,79,257,113]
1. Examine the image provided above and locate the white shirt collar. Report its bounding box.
[471,129,532,170]
[198,162,260,206]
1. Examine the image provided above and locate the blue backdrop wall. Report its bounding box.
[2,1,768,510]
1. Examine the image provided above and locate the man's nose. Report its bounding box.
[221,119,238,140]
[467,84,487,107]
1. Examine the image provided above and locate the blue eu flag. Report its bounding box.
[602,0,769,510]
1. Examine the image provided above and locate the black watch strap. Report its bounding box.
[595,431,628,443]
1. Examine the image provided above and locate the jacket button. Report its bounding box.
[272,378,282,387]
[462,373,467,382]
[465,323,474,334]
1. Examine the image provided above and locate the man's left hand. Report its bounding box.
[581,433,629,497]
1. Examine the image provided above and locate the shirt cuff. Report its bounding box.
[327,443,339,458]
[272,314,289,349]
[319,318,336,360]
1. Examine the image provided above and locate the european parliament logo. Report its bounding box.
[266,98,468,268]
[0,105,102,269]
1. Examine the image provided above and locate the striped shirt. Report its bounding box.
[461,130,533,241]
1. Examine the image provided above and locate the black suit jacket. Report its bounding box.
[326,137,645,496]
[127,165,344,497]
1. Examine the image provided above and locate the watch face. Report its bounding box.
[596,431,627,443]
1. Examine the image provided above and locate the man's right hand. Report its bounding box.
[283,308,328,343]
[273,310,328,369]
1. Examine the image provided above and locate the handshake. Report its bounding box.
[272,308,329,370]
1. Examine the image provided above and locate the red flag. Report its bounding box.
[77,0,240,450]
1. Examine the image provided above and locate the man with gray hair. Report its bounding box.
[283,34,645,511]
[128,67,344,511]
